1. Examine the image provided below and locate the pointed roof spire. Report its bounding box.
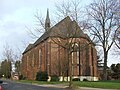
[45,9,50,31]
[46,9,50,23]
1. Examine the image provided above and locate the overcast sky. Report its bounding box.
[0,0,56,59]
[0,0,119,66]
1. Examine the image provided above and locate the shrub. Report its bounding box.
[19,75,26,80]
[83,78,88,81]
[36,71,48,81]
[51,75,59,81]
[73,78,80,81]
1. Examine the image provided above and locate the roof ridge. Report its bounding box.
[33,16,72,46]
[23,16,93,54]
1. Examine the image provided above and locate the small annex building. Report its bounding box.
[21,10,98,81]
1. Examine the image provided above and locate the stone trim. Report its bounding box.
[48,76,98,81]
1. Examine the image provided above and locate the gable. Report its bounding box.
[23,16,93,54]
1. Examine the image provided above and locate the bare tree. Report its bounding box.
[27,0,88,40]
[26,11,50,39]
[15,60,21,77]
[24,0,97,88]
[51,47,69,81]
[55,0,88,31]
[86,0,120,80]
[3,43,14,62]
[3,43,22,62]
[115,29,120,49]
[114,2,120,49]
[25,0,88,88]
[49,15,93,87]
[51,0,88,88]
[2,44,14,79]
[2,43,23,78]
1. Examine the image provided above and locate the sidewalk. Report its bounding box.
[33,84,116,90]
[79,87,116,90]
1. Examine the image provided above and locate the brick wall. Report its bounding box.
[21,37,98,80]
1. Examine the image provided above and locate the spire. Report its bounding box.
[45,9,50,32]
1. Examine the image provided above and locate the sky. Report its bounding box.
[0,0,56,59]
[0,0,119,66]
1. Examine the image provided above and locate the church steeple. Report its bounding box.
[45,9,50,32]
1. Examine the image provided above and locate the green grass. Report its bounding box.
[18,80,67,85]
[73,80,120,89]
[18,80,120,89]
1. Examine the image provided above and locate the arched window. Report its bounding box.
[32,53,35,67]
[71,43,79,75]
[39,49,42,66]
[72,43,79,64]
[26,56,29,70]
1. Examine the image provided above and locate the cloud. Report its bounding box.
[0,0,22,19]
[0,0,54,60]
[0,0,119,66]
[0,0,55,19]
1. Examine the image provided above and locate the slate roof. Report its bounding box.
[23,44,33,54]
[23,16,92,54]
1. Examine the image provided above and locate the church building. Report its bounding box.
[21,10,98,81]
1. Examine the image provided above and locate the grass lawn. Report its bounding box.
[18,80,120,89]
[18,80,68,85]
[73,80,120,89]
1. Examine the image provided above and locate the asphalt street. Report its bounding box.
[1,80,66,90]
[1,80,115,90]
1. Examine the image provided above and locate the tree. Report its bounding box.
[26,0,91,88]
[15,60,21,77]
[86,0,120,80]
[115,29,120,49]
[49,16,90,88]
[51,0,82,86]
[52,48,69,81]
[114,3,120,49]
[26,11,46,39]
[36,71,48,81]
[111,63,120,79]
[2,43,14,62]
[55,0,88,31]
[2,43,23,79]
[0,60,12,78]
[97,50,104,67]
[1,44,14,78]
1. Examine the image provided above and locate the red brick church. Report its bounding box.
[21,10,98,81]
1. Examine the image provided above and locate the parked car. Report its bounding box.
[0,85,2,90]
[0,80,3,90]
[0,81,3,84]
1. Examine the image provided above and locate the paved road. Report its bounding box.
[1,80,115,90]
[1,80,66,90]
